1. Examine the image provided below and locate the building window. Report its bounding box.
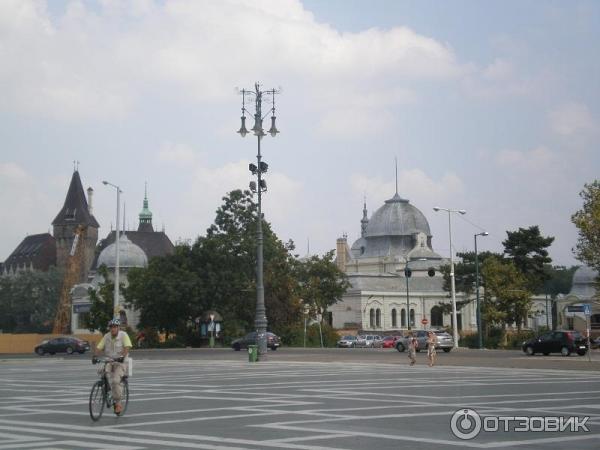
[391,309,397,328]
[410,309,415,327]
[431,306,443,327]
[376,308,381,327]
[369,308,375,328]
[401,309,406,327]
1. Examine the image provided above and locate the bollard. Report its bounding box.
[248,345,258,362]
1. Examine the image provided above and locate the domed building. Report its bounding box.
[332,190,474,335]
[71,187,174,333]
[557,265,599,332]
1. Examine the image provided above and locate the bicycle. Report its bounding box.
[89,356,129,421]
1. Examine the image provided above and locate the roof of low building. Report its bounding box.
[3,233,57,273]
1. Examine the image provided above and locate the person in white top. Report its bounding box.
[93,318,132,414]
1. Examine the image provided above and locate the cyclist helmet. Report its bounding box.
[108,318,121,327]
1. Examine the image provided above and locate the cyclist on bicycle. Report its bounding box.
[93,318,132,414]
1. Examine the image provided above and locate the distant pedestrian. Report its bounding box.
[407,332,418,366]
[426,331,437,367]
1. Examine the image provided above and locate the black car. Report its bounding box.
[522,330,588,356]
[35,336,91,355]
[231,332,280,351]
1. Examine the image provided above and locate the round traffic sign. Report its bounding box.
[421,318,429,325]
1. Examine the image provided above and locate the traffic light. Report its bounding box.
[259,161,268,173]
[249,181,257,192]
[259,179,267,191]
[404,267,412,278]
[428,267,435,277]
[249,163,257,174]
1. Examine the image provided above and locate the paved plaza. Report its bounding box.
[0,352,599,449]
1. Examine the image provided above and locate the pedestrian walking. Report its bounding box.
[426,331,437,367]
[407,332,418,366]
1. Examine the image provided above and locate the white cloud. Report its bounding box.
[0,162,57,259]
[548,102,597,137]
[156,142,197,165]
[0,0,464,126]
[351,169,465,211]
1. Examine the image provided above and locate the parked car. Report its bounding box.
[395,330,453,352]
[35,336,90,355]
[355,334,383,348]
[337,335,357,348]
[381,335,401,348]
[522,330,588,356]
[231,332,280,351]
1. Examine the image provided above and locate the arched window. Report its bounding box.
[376,308,381,327]
[401,309,406,327]
[431,306,443,327]
[369,308,375,328]
[409,309,415,327]
[391,309,397,328]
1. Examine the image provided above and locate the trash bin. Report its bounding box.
[248,345,258,362]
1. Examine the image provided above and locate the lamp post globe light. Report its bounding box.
[237,82,280,358]
[433,206,466,350]
[474,231,489,349]
[102,180,122,317]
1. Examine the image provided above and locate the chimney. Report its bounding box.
[87,187,94,215]
[336,236,348,272]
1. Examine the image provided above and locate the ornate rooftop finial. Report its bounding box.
[395,156,398,195]
[361,195,369,237]
[138,182,154,232]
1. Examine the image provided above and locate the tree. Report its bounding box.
[542,265,578,297]
[502,226,555,293]
[572,180,600,274]
[295,250,350,320]
[86,265,119,333]
[0,267,63,333]
[126,245,202,338]
[481,256,532,334]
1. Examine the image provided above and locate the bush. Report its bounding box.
[279,323,339,347]
[459,332,479,348]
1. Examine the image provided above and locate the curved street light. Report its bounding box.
[102,180,122,317]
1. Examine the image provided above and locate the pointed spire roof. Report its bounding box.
[138,182,154,232]
[52,170,100,228]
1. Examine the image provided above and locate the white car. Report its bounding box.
[337,335,357,348]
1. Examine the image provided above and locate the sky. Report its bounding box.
[1,0,599,266]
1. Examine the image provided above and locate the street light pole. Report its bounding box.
[474,231,488,349]
[237,83,280,357]
[103,181,122,317]
[405,266,412,331]
[433,206,466,350]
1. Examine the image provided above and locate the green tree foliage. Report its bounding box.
[481,256,532,332]
[571,180,600,275]
[85,265,119,333]
[438,251,503,313]
[124,189,349,344]
[0,267,63,333]
[295,250,350,319]
[502,225,555,293]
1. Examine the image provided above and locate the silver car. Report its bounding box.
[337,335,357,348]
[356,334,383,348]
[395,330,453,352]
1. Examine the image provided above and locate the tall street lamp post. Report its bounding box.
[102,180,122,317]
[237,82,280,357]
[433,206,466,350]
[474,231,488,349]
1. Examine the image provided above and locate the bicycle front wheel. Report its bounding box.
[89,380,105,421]
[116,379,129,416]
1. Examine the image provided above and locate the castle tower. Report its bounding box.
[52,169,99,282]
[137,183,154,232]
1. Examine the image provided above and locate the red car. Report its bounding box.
[381,335,401,348]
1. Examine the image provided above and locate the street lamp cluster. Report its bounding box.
[237,82,280,357]
[103,180,122,317]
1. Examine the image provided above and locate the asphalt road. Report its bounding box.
[5,346,600,371]
[0,347,599,449]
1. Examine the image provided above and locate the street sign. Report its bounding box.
[583,304,591,317]
[567,305,585,313]
[421,318,429,325]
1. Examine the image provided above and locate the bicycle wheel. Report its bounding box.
[116,378,129,416]
[89,380,105,421]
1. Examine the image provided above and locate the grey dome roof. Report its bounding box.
[365,193,431,237]
[97,234,148,269]
[572,265,599,285]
